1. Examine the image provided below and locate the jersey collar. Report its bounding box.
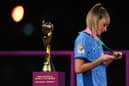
[84,27,98,39]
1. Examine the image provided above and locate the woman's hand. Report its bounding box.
[112,51,123,60]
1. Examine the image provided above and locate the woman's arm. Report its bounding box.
[75,54,115,73]
[75,58,102,73]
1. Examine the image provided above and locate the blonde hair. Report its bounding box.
[86,3,110,35]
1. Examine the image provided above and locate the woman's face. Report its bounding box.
[97,17,110,36]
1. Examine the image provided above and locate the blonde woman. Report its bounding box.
[74,3,122,86]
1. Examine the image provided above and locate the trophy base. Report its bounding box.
[42,64,51,72]
[42,59,56,72]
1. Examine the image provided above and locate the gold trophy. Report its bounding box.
[41,20,55,72]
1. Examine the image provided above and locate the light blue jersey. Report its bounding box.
[74,32,107,86]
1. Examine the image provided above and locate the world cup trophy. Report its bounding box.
[41,20,55,72]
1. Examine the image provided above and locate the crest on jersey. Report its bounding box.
[77,44,84,54]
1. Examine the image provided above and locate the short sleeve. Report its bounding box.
[74,32,89,60]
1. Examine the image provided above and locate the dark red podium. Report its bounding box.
[33,72,65,86]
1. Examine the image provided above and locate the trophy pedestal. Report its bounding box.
[33,72,65,86]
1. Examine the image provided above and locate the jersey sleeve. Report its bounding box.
[74,33,89,60]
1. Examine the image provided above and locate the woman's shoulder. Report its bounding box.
[77,31,91,38]
[74,32,91,43]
